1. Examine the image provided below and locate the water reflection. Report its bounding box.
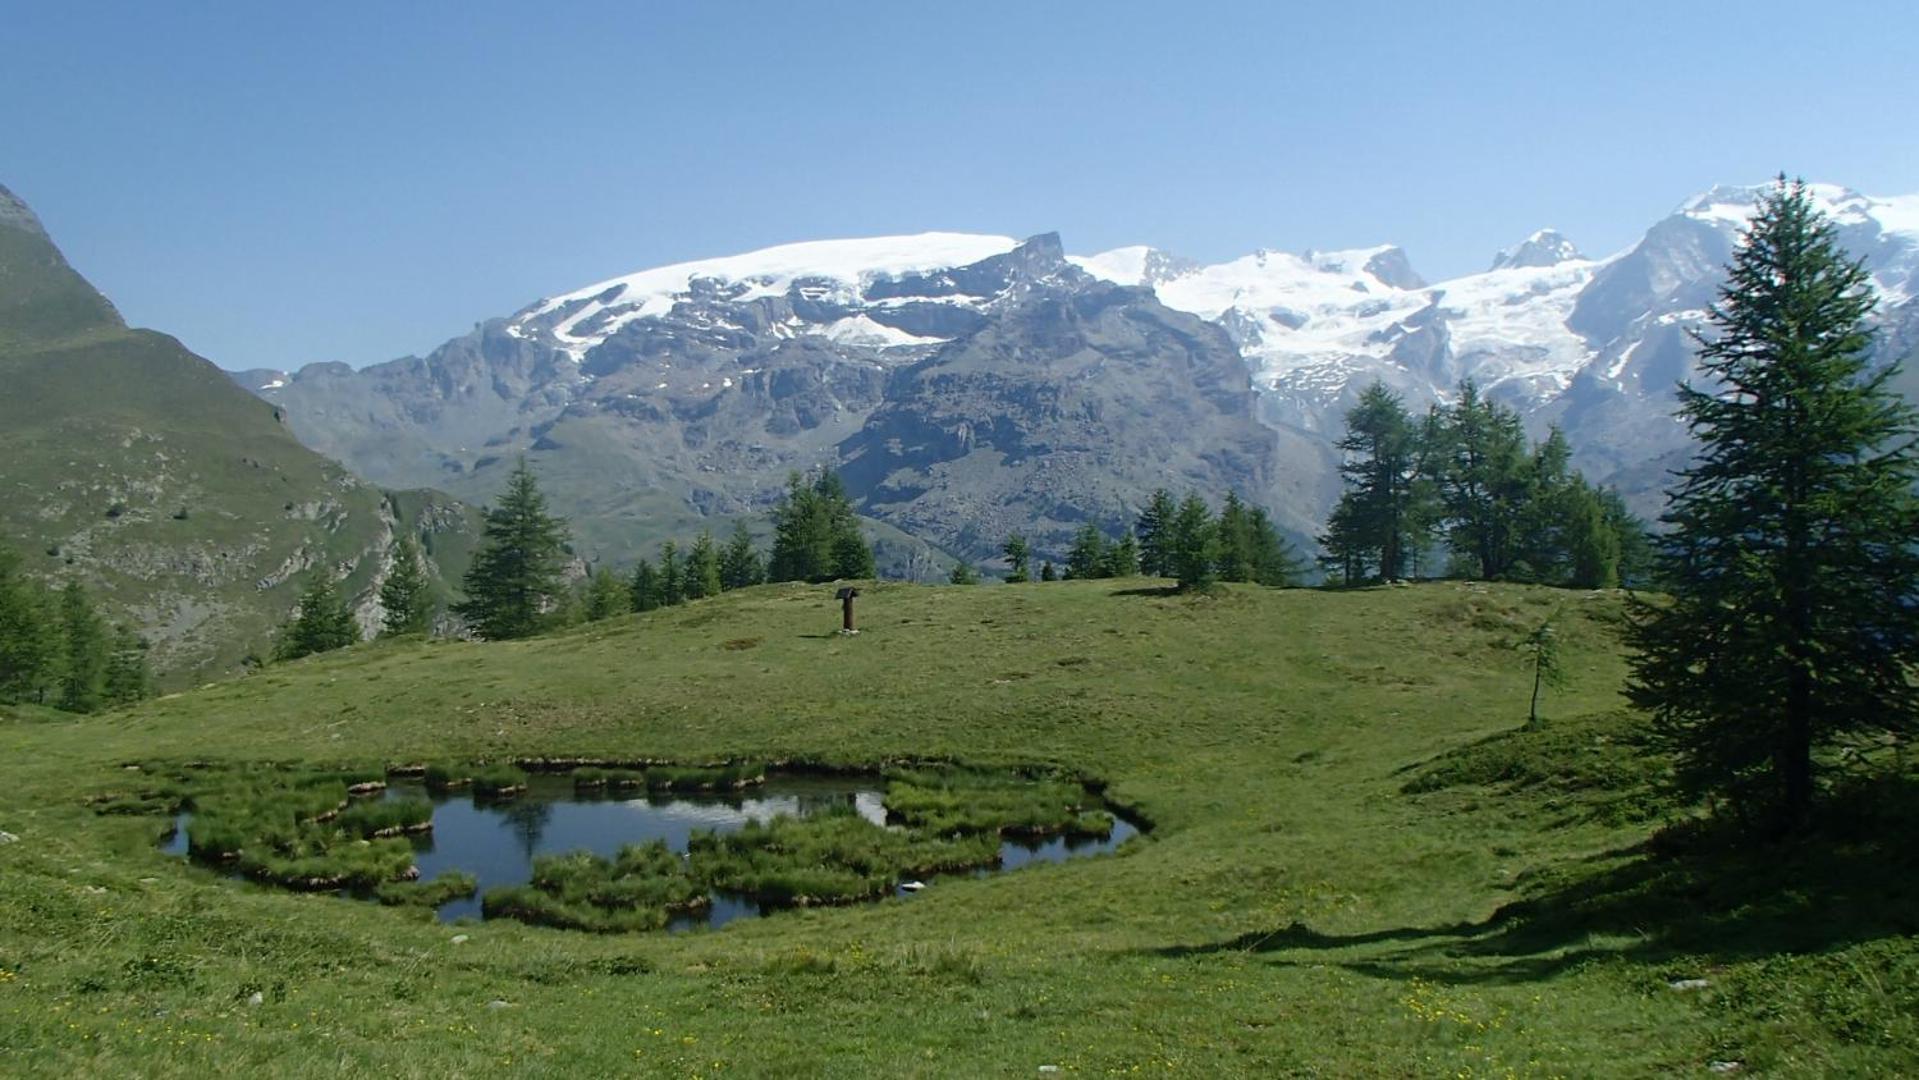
[167,773,1137,930]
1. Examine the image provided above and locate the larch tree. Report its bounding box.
[1626,178,1919,834]
[56,581,108,713]
[378,535,433,637]
[720,520,764,590]
[455,458,571,640]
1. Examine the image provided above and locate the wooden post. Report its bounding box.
[835,587,860,634]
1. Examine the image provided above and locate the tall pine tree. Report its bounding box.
[276,572,360,661]
[1169,494,1218,591]
[102,626,151,706]
[1626,179,1919,833]
[56,581,107,712]
[0,545,60,704]
[1135,489,1177,577]
[685,531,724,600]
[379,535,433,636]
[720,520,765,590]
[767,470,871,582]
[1327,382,1422,580]
[1002,533,1032,584]
[455,458,571,640]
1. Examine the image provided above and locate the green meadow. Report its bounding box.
[0,579,1912,1076]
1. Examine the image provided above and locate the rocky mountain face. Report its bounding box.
[1073,182,1919,517]
[0,185,479,681]
[236,181,1919,567]
[245,233,1310,567]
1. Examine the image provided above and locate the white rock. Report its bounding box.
[450,934,470,945]
[1039,1068,1061,1075]
[246,991,264,1007]
[0,831,18,844]
[487,999,511,1010]
[1709,1062,1743,1074]
[900,880,926,892]
[1669,978,1710,991]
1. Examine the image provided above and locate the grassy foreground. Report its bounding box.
[0,580,1913,1077]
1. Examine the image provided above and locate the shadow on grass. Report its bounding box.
[1147,775,1919,985]
[1108,585,1182,598]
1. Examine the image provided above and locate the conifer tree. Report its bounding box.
[102,626,151,706]
[1522,619,1565,728]
[1563,483,1622,589]
[768,470,870,582]
[1066,523,1109,580]
[276,572,360,661]
[628,559,660,613]
[1105,531,1141,578]
[582,567,630,621]
[1040,560,1058,582]
[686,531,724,599]
[1246,507,1302,587]
[0,545,59,704]
[1214,492,1257,582]
[1329,382,1421,580]
[948,561,980,585]
[831,528,875,580]
[1316,498,1368,586]
[720,520,764,590]
[1002,533,1032,583]
[657,541,685,606]
[1169,494,1218,591]
[378,535,433,636]
[1626,179,1919,833]
[56,581,107,713]
[1431,379,1530,580]
[456,458,571,640]
[1135,489,1177,577]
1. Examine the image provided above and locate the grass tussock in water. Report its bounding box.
[481,842,707,932]
[421,763,471,791]
[173,768,419,890]
[469,765,528,799]
[689,805,1001,906]
[336,797,432,838]
[375,871,478,908]
[883,767,1109,838]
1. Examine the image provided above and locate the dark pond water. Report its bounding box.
[166,774,1138,930]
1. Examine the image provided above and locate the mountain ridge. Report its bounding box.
[228,180,1919,563]
[0,185,482,681]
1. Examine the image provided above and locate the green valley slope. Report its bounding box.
[0,184,479,682]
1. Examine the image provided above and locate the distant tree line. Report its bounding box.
[994,489,1301,592]
[1318,379,1650,587]
[273,460,884,655]
[0,544,151,712]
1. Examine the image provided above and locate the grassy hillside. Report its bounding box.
[0,185,480,683]
[1,580,1911,1076]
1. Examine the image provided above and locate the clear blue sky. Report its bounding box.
[4,1,1916,371]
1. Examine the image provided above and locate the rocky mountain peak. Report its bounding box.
[0,183,49,238]
[1488,229,1583,271]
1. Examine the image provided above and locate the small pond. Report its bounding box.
[166,773,1138,930]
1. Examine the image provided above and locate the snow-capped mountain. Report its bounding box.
[235,181,1919,564]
